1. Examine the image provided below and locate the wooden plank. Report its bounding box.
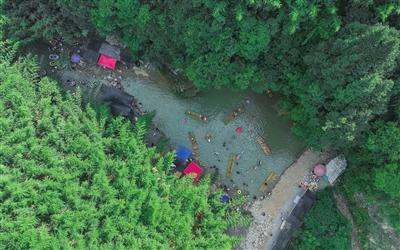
[223,106,245,125]
[185,110,209,123]
[188,131,200,156]
[259,172,277,192]
[256,135,271,155]
[226,154,236,178]
[175,171,183,178]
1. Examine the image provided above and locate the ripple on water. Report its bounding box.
[123,78,304,196]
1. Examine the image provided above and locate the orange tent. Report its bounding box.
[97,54,117,70]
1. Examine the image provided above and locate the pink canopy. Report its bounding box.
[184,162,203,182]
[314,164,327,176]
[236,127,242,133]
[97,54,117,70]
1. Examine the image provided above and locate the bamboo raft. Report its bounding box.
[259,172,277,192]
[256,135,271,155]
[185,110,209,123]
[188,131,200,156]
[226,154,236,178]
[222,106,245,125]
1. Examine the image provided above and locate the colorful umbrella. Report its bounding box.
[314,164,327,176]
[236,127,242,133]
[70,53,81,63]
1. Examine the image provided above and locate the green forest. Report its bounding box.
[1,0,400,249]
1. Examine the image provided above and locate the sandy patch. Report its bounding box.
[235,148,332,250]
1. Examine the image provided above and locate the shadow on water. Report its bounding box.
[124,77,306,196]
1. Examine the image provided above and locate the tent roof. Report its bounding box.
[176,146,192,161]
[219,195,230,203]
[183,162,203,182]
[99,43,121,61]
[82,49,100,65]
[97,54,117,70]
[324,156,347,183]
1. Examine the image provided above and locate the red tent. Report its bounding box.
[97,54,117,70]
[183,162,203,182]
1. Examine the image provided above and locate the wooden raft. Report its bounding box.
[226,154,236,178]
[188,131,200,156]
[256,135,271,155]
[259,172,277,192]
[222,106,245,125]
[223,106,245,125]
[185,110,209,123]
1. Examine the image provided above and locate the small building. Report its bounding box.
[323,156,347,183]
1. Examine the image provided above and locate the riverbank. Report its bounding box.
[233,148,332,250]
[41,41,318,249]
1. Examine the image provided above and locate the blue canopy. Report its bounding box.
[176,146,192,160]
[219,195,230,203]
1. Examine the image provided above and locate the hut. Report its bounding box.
[323,156,347,183]
[272,190,316,250]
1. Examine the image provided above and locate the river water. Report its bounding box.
[124,77,305,196]
[31,39,304,197]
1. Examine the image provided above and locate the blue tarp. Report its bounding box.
[219,195,230,203]
[176,146,192,161]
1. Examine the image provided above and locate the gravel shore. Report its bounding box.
[235,148,332,250]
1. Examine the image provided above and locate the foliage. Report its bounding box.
[0,0,89,44]
[290,188,351,250]
[282,22,400,151]
[0,55,242,249]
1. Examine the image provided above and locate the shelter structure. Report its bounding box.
[175,146,192,161]
[97,54,117,70]
[219,195,230,203]
[183,162,203,182]
[83,37,135,65]
[272,190,316,250]
[323,156,347,183]
[98,85,141,124]
[169,158,189,177]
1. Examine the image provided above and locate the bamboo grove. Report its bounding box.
[2,0,400,248]
[0,49,244,248]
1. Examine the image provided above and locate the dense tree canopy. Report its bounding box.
[290,188,352,250]
[2,0,400,247]
[0,53,243,249]
[282,22,400,150]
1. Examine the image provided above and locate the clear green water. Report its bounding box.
[124,77,305,196]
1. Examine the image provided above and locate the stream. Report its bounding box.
[123,77,305,196]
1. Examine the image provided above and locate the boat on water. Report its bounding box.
[223,106,245,125]
[205,133,212,142]
[259,172,277,192]
[256,135,271,155]
[188,131,200,156]
[185,110,209,123]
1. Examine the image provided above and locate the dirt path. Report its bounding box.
[235,148,332,250]
[334,194,361,250]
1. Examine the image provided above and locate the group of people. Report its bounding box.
[112,81,122,90]
[199,114,207,121]
[259,139,268,149]
[232,108,242,118]
[48,37,65,52]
